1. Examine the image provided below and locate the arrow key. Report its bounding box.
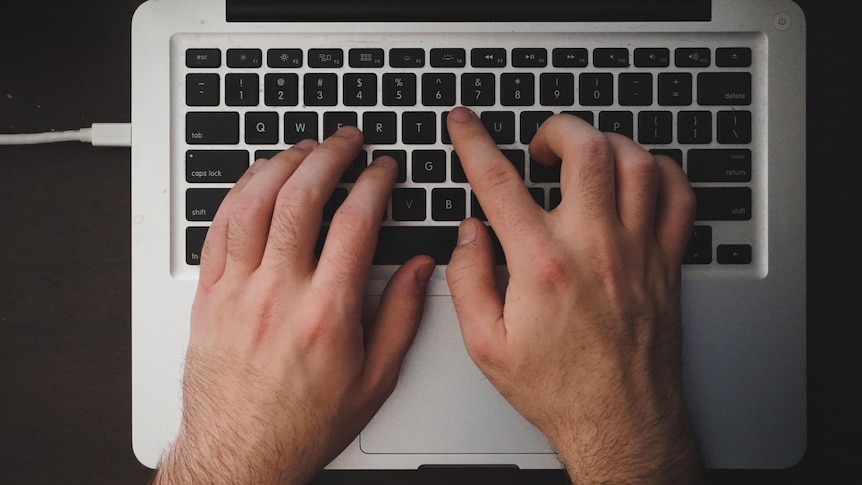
[717,244,752,264]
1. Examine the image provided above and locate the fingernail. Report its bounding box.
[334,125,361,138]
[292,138,317,151]
[457,219,478,246]
[416,258,436,287]
[448,107,476,123]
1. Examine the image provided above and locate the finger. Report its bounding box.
[315,155,398,291]
[363,255,436,399]
[447,107,545,251]
[446,218,506,365]
[604,132,661,237]
[653,155,696,265]
[528,114,617,222]
[199,140,318,287]
[261,126,364,274]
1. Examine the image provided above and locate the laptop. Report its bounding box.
[131,0,807,470]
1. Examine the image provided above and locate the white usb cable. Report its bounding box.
[0,123,131,147]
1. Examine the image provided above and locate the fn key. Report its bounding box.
[186,227,208,265]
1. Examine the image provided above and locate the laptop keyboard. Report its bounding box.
[178,33,759,270]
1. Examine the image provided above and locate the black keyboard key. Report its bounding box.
[580,73,614,106]
[267,48,303,68]
[697,72,752,105]
[186,150,249,183]
[363,112,397,145]
[430,48,466,68]
[402,111,436,144]
[593,48,629,67]
[638,111,673,145]
[501,73,535,106]
[675,48,711,68]
[186,188,229,221]
[422,73,456,106]
[432,188,467,221]
[717,244,752,264]
[552,48,588,68]
[389,48,425,68]
[716,48,752,68]
[186,112,239,145]
[284,112,318,143]
[687,149,752,182]
[264,73,299,106]
[512,48,547,67]
[186,227,209,265]
[717,111,752,144]
[308,49,344,68]
[323,111,358,138]
[245,112,279,144]
[471,48,506,67]
[392,188,427,221]
[540,73,574,106]
[349,48,385,68]
[225,73,259,106]
[226,48,262,68]
[599,111,633,138]
[186,49,221,68]
[480,111,515,144]
[344,73,378,106]
[373,226,458,265]
[684,225,713,264]
[658,72,693,106]
[304,73,338,106]
[461,73,495,106]
[677,111,712,144]
[383,73,417,106]
[186,74,220,106]
[693,188,752,221]
[619,73,653,106]
[411,150,446,182]
[634,48,670,67]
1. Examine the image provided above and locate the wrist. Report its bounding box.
[552,416,703,485]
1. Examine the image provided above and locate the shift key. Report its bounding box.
[693,187,751,220]
[187,112,240,144]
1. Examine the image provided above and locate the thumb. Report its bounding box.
[446,218,506,362]
[363,255,435,396]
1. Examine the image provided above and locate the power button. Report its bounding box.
[774,12,792,31]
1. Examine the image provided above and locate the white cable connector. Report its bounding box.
[0,123,131,147]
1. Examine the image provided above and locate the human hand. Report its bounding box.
[154,127,436,485]
[445,107,701,484]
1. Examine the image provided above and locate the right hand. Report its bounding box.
[445,107,702,484]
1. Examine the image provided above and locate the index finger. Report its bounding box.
[447,107,546,247]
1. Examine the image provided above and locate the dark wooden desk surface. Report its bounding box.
[0,1,858,483]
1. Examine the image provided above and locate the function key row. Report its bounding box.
[186,47,752,69]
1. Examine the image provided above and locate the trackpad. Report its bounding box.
[360,295,553,454]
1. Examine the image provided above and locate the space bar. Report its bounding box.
[373,226,459,265]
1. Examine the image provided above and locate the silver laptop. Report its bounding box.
[131,0,807,470]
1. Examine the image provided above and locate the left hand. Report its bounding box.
[154,127,436,484]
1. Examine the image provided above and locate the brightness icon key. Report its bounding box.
[267,48,303,68]
[226,48,262,68]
